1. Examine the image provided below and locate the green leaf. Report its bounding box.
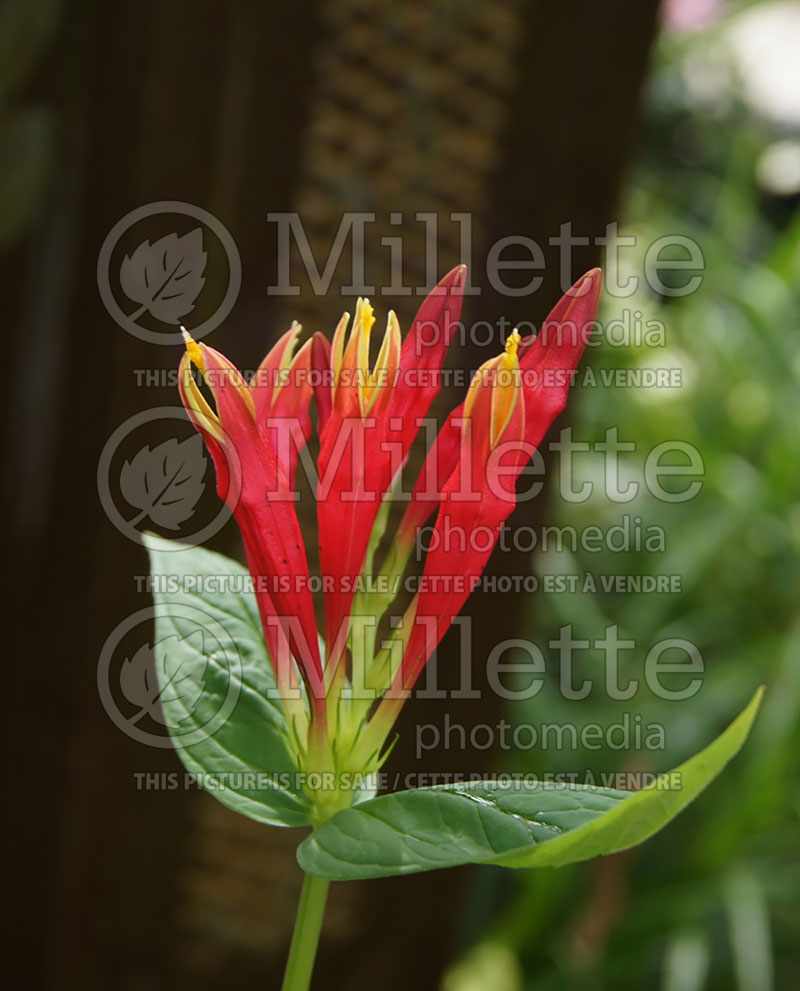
[143,533,311,827]
[297,688,763,879]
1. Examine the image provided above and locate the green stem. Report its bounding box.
[281,871,331,991]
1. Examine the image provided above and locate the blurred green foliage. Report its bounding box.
[446,8,800,990]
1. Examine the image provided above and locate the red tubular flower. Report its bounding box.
[364,268,603,737]
[314,266,466,677]
[395,268,603,555]
[179,334,325,728]
[249,322,315,491]
[177,266,600,795]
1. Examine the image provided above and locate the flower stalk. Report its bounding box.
[281,873,331,991]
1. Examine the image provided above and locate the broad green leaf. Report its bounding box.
[143,533,311,827]
[297,688,763,879]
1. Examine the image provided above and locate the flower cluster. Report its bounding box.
[179,266,602,820]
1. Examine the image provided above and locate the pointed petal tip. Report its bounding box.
[311,330,332,363]
[181,326,205,368]
[580,267,603,291]
[428,264,468,295]
[563,268,603,308]
[446,263,467,289]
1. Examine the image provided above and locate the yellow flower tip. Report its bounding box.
[353,297,376,351]
[504,328,522,358]
[181,326,205,371]
[330,311,350,385]
[463,330,524,448]
[179,348,224,444]
[279,323,304,374]
[339,299,377,409]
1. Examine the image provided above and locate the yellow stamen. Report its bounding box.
[504,328,521,359]
[336,299,384,414]
[464,328,523,448]
[268,323,304,408]
[179,326,256,440]
[330,311,350,388]
[180,353,224,443]
[340,299,375,386]
[276,322,303,375]
[491,329,522,446]
[181,326,205,371]
[353,298,375,379]
[363,310,401,413]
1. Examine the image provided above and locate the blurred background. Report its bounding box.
[3,0,799,988]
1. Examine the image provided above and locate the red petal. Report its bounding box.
[311,332,333,431]
[316,266,466,666]
[394,268,602,695]
[185,344,324,695]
